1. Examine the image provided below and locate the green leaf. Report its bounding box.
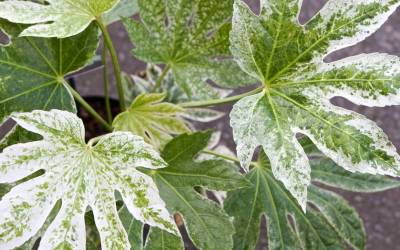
[119,205,144,250]
[144,228,183,250]
[103,0,139,25]
[85,211,101,250]
[113,93,191,148]
[0,20,99,138]
[0,183,10,198]
[0,126,40,152]
[230,0,400,210]
[0,110,177,249]
[0,0,119,38]
[145,132,249,250]
[122,0,254,100]
[225,152,365,250]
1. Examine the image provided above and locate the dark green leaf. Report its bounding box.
[145,228,182,250]
[119,205,144,250]
[225,152,365,250]
[0,20,99,127]
[145,132,249,250]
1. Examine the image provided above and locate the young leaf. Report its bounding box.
[0,0,119,38]
[143,132,249,250]
[230,0,400,210]
[126,64,226,123]
[225,152,366,250]
[122,0,254,100]
[113,93,191,148]
[0,110,177,250]
[0,20,99,140]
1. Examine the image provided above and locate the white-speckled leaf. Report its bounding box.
[225,152,366,250]
[122,0,255,100]
[230,0,400,210]
[103,0,138,25]
[0,0,120,38]
[0,110,177,250]
[231,91,310,211]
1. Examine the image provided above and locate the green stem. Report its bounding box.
[153,65,171,92]
[102,43,113,124]
[179,86,264,108]
[65,83,112,132]
[202,149,259,168]
[96,17,127,111]
[202,149,241,164]
[88,135,104,147]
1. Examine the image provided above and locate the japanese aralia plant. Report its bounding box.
[0,0,400,249]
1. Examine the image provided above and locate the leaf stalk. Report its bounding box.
[65,82,113,132]
[96,17,127,111]
[202,149,241,164]
[153,65,171,92]
[101,44,113,124]
[179,86,264,108]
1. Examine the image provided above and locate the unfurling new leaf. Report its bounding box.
[230,0,400,210]
[113,93,190,148]
[0,110,177,250]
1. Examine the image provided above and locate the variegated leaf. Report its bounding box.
[126,65,227,124]
[0,110,177,250]
[103,0,139,25]
[0,0,119,38]
[0,20,99,151]
[122,0,254,100]
[230,0,400,210]
[113,93,190,149]
[143,132,250,250]
[225,152,366,250]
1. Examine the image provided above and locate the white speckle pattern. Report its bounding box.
[0,110,177,250]
[230,0,400,211]
[0,0,120,38]
[231,92,310,211]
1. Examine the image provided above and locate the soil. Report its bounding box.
[76,96,120,141]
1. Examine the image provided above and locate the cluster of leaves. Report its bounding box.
[0,0,400,250]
